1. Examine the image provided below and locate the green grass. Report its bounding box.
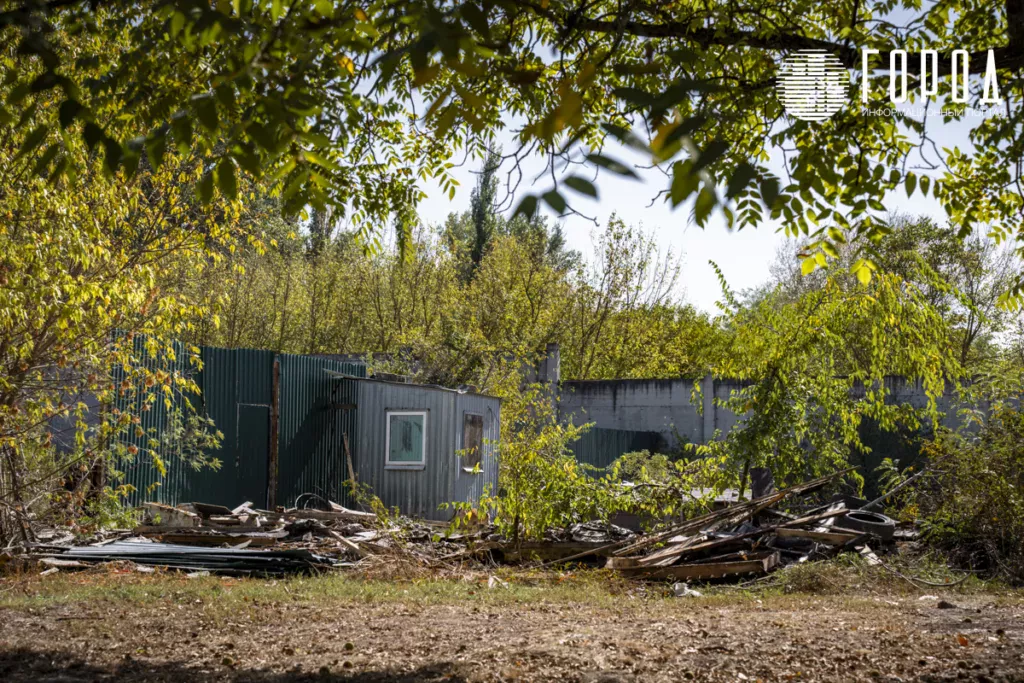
[2,553,1020,615]
[0,567,662,612]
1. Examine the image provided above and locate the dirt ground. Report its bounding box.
[1,572,1023,682]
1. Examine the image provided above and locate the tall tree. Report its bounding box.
[444,151,580,278]
[470,149,501,270]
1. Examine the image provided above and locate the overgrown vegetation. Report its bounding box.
[1,6,1023,587]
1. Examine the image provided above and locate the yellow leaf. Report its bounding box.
[855,265,871,285]
[337,55,355,76]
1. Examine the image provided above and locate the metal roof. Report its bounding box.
[323,370,501,401]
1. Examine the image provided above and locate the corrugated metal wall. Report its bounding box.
[193,347,274,506]
[568,427,663,471]
[276,355,363,508]
[119,338,198,504]
[118,343,501,516]
[121,345,365,508]
[351,380,500,521]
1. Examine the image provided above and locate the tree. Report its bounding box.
[3,1,1021,293]
[470,148,500,270]
[698,262,961,496]
[0,137,249,540]
[443,150,580,277]
[762,215,1020,368]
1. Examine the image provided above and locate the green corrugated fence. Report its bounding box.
[119,343,365,508]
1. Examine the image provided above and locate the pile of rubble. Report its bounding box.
[15,468,907,580]
[586,470,905,581]
[27,500,454,575]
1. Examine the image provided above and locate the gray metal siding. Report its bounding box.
[349,383,496,520]
[353,382,455,520]
[452,393,500,505]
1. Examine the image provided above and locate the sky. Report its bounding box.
[412,81,986,314]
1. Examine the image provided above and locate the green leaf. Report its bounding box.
[726,163,757,199]
[801,257,817,276]
[563,175,598,198]
[459,3,491,39]
[216,157,237,199]
[171,115,193,152]
[542,190,567,214]
[145,130,168,169]
[670,161,699,206]
[905,173,917,197]
[513,195,538,219]
[32,143,60,176]
[16,125,48,159]
[600,123,650,154]
[198,170,214,204]
[586,153,638,178]
[102,137,122,173]
[195,95,218,132]
[692,139,728,172]
[919,176,931,197]
[83,122,103,150]
[58,99,82,129]
[760,177,780,208]
[693,187,716,225]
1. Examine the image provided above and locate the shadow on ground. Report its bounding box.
[0,647,468,683]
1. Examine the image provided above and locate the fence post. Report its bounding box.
[701,374,715,443]
[267,355,280,508]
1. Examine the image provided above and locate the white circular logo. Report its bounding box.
[777,50,850,122]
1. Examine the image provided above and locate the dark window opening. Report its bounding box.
[463,413,483,469]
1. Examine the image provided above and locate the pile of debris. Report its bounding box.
[15,469,905,581]
[27,500,426,576]
[568,470,905,581]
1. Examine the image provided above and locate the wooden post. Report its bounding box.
[267,356,280,509]
[343,433,357,496]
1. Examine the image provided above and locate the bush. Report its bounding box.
[908,404,1024,583]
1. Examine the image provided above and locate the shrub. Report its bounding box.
[906,404,1024,583]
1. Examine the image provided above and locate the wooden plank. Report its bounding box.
[343,433,357,496]
[542,468,856,568]
[776,527,859,545]
[327,530,368,557]
[191,503,234,517]
[617,551,779,581]
[635,507,849,567]
[637,533,709,567]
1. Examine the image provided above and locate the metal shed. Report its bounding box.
[329,374,501,521]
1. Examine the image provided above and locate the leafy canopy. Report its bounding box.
[4,1,1023,291]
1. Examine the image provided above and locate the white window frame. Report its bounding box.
[385,410,427,470]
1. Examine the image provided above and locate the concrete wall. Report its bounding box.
[558,378,708,447]
[558,375,964,451]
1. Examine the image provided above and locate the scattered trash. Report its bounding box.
[673,583,702,597]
